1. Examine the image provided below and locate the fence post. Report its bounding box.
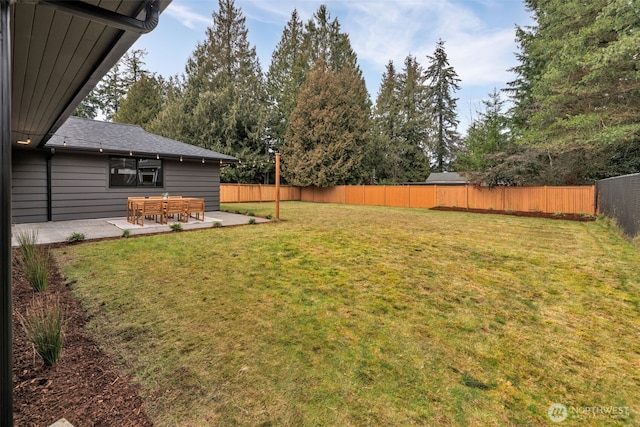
[466,184,469,209]
[275,153,280,219]
[544,185,548,213]
[434,184,438,206]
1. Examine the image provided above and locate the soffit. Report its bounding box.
[10,0,171,149]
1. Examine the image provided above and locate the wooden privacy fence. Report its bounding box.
[220,184,301,203]
[220,184,596,215]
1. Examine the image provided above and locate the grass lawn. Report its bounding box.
[54,202,639,426]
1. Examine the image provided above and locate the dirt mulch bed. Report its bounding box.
[430,206,596,222]
[12,248,152,427]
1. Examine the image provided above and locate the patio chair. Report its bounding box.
[127,197,145,223]
[185,198,205,222]
[165,199,187,223]
[134,199,164,226]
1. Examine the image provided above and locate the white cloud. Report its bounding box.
[447,28,518,87]
[166,2,211,30]
[335,1,519,92]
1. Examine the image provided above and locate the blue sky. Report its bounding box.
[132,0,533,131]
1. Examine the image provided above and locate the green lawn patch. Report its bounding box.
[55,202,639,426]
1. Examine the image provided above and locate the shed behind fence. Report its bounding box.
[596,173,640,238]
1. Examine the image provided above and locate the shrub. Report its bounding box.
[212,222,223,228]
[122,229,131,238]
[248,218,257,225]
[66,232,85,243]
[19,295,66,366]
[170,223,183,232]
[16,230,49,292]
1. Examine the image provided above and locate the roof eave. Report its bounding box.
[44,145,239,163]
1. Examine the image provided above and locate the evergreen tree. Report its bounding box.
[397,55,431,181]
[96,62,126,121]
[146,75,185,140]
[72,91,101,119]
[151,0,269,183]
[457,88,511,173]
[507,0,640,183]
[73,49,149,121]
[271,5,373,185]
[303,5,359,72]
[371,61,402,182]
[372,55,434,183]
[121,49,150,86]
[282,60,371,186]
[264,10,306,153]
[424,39,461,172]
[113,75,165,128]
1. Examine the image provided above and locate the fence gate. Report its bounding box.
[596,173,640,238]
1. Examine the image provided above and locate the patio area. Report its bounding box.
[11,211,269,247]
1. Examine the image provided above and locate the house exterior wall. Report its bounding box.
[12,150,221,223]
[12,149,48,223]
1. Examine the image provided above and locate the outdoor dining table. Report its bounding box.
[127,196,205,226]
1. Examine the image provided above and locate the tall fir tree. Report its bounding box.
[371,61,402,182]
[151,0,269,183]
[424,39,461,172]
[373,55,437,183]
[97,62,126,121]
[265,10,306,153]
[397,55,432,181]
[506,0,640,183]
[457,88,511,173]
[146,75,185,140]
[113,74,165,128]
[73,49,149,121]
[273,5,373,185]
[282,60,371,186]
[303,5,359,72]
[72,91,101,119]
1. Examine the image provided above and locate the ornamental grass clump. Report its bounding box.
[16,230,49,292]
[19,295,66,366]
[16,229,38,262]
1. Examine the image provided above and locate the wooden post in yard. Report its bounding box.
[275,153,280,220]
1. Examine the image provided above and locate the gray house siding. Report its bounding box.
[12,150,47,223]
[163,160,221,211]
[51,152,115,221]
[12,151,221,223]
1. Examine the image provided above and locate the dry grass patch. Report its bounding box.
[55,202,639,426]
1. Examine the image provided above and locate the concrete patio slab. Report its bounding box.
[49,419,74,427]
[11,211,269,247]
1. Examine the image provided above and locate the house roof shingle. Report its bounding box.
[425,172,467,185]
[46,117,238,163]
